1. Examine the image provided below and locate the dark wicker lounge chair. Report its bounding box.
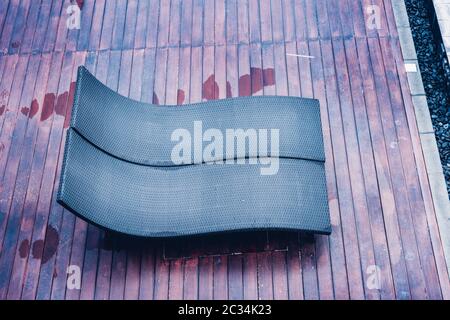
[57,66,331,237]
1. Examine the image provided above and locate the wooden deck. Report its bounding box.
[0,0,449,300]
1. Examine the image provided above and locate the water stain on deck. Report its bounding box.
[153,67,275,105]
[19,239,30,258]
[40,93,56,122]
[202,75,219,100]
[31,225,60,264]
[152,92,160,105]
[23,67,274,122]
[20,99,39,119]
[20,82,75,128]
[177,89,185,105]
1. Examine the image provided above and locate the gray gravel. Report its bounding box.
[405,0,450,197]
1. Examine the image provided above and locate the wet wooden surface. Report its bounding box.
[0,0,449,300]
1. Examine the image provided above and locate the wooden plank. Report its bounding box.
[168,258,184,299]
[0,0,19,52]
[20,51,64,300]
[243,252,258,300]
[139,243,156,300]
[64,0,80,52]
[336,0,353,39]
[226,0,238,45]
[108,236,127,300]
[198,256,213,300]
[237,0,249,44]
[259,0,272,43]
[42,0,63,53]
[0,54,8,129]
[0,54,40,300]
[31,0,52,52]
[99,0,117,50]
[203,0,214,46]
[213,255,228,299]
[305,0,318,39]
[282,0,296,42]
[134,0,148,49]
[347,0,367,38]
[141,48,157,104]
[94,232,113,300]
[76,0,95,51]
[286,234,304,300]
[356,37,411,299]
[370,0,390,38]
[215,44,226,101]
[334,37,380,300]
[368,37,428,299]
[270,0,284,43]
[248,0,261,43]
[256,252,273,299]
[213,0,225,45]
[31,50,74,300]
[17,0,41,54]
[202,44,215,100]
[0,0,11,39]
[0,54,19,137]
[111,0,128,50]
[325,0,341,39]
[382,0,399,38]
[6,52,52,300]
[315,0,330,40]
[177,46,191,105]
[87,0,105,51]
[180,0,193,47]
[145,0,160,49]
[325,38,365,300]
[157,0,171,48]
[360,0,378,38]
[379,37,442,299]
[228,254,243,300]
[191,0,203,47]
[294,0,307,41]
[165,46,179,105]
[299,235,319,300]
[153,47,168,104]
[343,37,396,299]
[124,238,141,300]
[0,55,33,246]
[153,249,170,299]
[122,0,139,50]
[168,0,181,47]
[183,257,198,299]
[318,40,351,300]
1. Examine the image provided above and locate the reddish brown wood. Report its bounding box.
[0,0,448,300]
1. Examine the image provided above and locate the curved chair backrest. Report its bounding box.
[57,66,331,237]
[71,66,325,166]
